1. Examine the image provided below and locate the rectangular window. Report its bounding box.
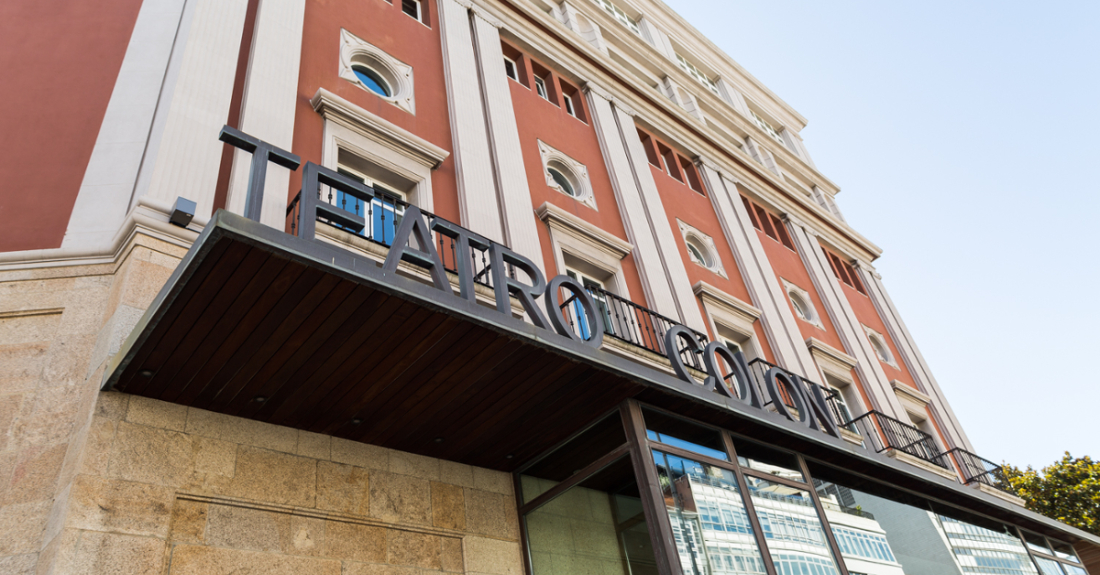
[678,156,705,194]
[824,249,868,295]
[503,56,518,81]
[534,76,548,100]
[657,143,683,182]
[750,109,787,146]
[742,195,796,251]
[563,93,575,116]
[401,0,421,22]
[675,53,720,96]
[637,129,662,167]
[559,81,586,122]
[595,0,641,35]
[334,166,406,246]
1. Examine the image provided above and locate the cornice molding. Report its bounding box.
[310,88,449,169]
[805,337,858,370]
[892,380,932,406]
[536,201,633,260]
[693,281,761,326]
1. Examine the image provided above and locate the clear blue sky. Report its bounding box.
[661,0,1099,470]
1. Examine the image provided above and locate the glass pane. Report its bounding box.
[1050,541,1081,563]
[645,409,729,461]
[1062,564,1087,575]
[734,438,804,482]
[1035,557,1067,575]
[743,475,841,575]
[519,412,626,504]
[1023,532,1054,556]
[525,456,658,575]
[653,451,767,575]
[809,462,1039,575]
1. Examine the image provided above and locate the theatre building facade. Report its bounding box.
[1,0,1096,574]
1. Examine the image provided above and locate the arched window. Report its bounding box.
[352,65,392,97]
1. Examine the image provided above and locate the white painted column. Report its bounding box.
[138,0,250,221]
[63,0,189,248]
[584,86,679,324]
[469,9,542,269]
[225,0,306,229]
[695,160,817,376]
[785,218,907,417]
[437,0,504,243]
[857,263,976,451]
[584,85,706,332]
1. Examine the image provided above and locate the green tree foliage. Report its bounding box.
[1001,452,1100,536]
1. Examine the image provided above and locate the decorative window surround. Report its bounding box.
[743,137,781,176]
[677,220,725,278]
[892,379,932,412]
[538,140,596,209]
[750,109,785,146]
[592,0,641,36]
[536,201,633,298]
[805,337,857,384]
[675,53,720,96]
[864,325,898,368]
[311,88,449,212]
[339,29,416,114]
[553,1,609,55]
[661,76,705,123]
[693,281,764,363]
[782,278,823,329]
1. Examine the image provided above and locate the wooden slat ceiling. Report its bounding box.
[103,212,1098,546]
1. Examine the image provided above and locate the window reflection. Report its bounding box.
[654,451,767,574]
[734,439,804,482]
[743,475,841,575]
[645,409,729,461]
[1036,556,1067,575]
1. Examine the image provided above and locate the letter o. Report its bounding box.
[544,275,604,348]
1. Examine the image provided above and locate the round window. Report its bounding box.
[870,334,892,363]
[789,291,811,321]
[548,167,577,197]
[685,237,712,268]
[353,65,392,97]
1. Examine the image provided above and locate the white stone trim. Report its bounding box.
[538,140,596,209]
[676,220,725,278]
[886,449,959,481]
[313,89,449,212]
[782,278,822,329]
[138,0,250,223]
[225,0,307,229]
[864,325,899,368]
[63,0,190,248]
[339,28,416,114]
[438,0,503,242]
[311,88,449,170]
[536,201,632,298]
[693,281,766,361]
[470,15,543,269]
[806,337,857,384]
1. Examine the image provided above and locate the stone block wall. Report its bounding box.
[48,392,524,575]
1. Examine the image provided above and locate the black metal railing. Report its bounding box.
[847,410,951,470]
[288,190,510,289]
[945,447,1012,492]
[744,360,857,434]
[292,189,708,370]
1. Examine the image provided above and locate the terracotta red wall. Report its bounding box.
[288,0,459,224]
[507,53,647,304]
[0,0,144,252]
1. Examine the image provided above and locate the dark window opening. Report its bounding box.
[637,129,661,167]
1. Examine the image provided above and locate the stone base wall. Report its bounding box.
[46,392,523,575]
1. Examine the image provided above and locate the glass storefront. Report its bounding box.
[518,403,1094,575]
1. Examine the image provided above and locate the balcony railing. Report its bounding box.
[745,359,856,434]
[289,189,708,370]
[945,447,1012,492]
[847,410,952,470]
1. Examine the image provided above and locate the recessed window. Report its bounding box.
[352,65,392,97]
[547,165,576,197]
[595,0,641,35]
[539,140,595,208]
[675,53,720,96]
[563,93,576,117]
[401,0,422,22]
[742,195,796,251]
[824,248,867,295]
[534,76,548,100]
[784,280,820,327]
[503,56,518,81]
[750,109,787,147]
[678,221,725,277]
[329,164,408,247]
[865,327,896,366]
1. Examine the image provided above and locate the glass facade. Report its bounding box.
[519,404,1094,575]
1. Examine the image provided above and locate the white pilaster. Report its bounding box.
[696,161,816,376]
[786,218,907,417]
[437,0,504,242]
[225,0,306,229]
[598,90,706,333]
[585,86,683,327]
[139,0,250,221]
[858,264,975,451]
[62,0,189,248]
[716,78,751,118]
[469,10,543,269]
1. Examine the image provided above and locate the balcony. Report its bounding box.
[745,359,857,437]
[288,189,710,373]
[846,410,956,477]
[945,447,1025,505]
